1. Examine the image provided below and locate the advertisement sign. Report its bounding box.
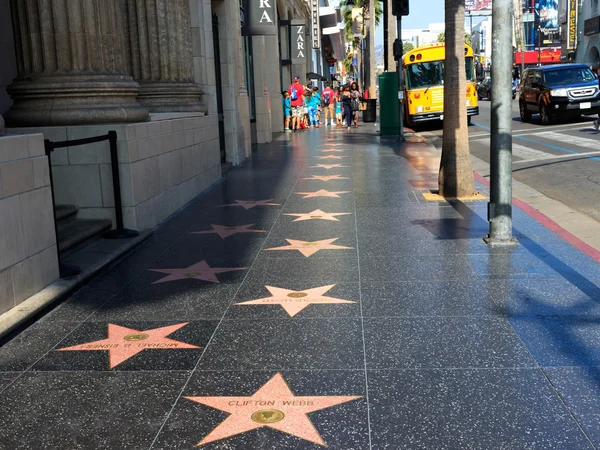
[465,0,492,12]
[290,20,306,64]
[535,0,560,47]
[242,0,277,36]
[585,16,600,37]
[310,0,321,49]
[351,8,364,38]
[567,0,578,50]
[559,0,568,24]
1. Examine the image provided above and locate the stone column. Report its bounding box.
[5,0,148,126]
[127,0,205,113]
[0,114,4,135]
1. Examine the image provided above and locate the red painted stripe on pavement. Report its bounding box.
[473,172,600,263]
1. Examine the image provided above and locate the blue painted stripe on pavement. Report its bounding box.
[471,122,600,162]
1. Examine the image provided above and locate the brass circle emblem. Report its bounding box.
[247,201,256,204]
[124,333,149,341]
[185,273,200,278]
[311,215,323,218]
[288,292,308,298]
[251,409,285,424]
[224,227,237,231]
[303,242,318,247]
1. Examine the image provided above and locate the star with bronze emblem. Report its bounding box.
[266,238,353,257]
[191,224,267,239]
[235,284,355,317]
[294,189,350,199]
[302,174,349,182]
[309,164,349,170]
[56,323,200,368]
[284,209,352,222]
[149,260,246,284]
[317,155,348,160]
[220,199,281,210]
[185,373,361,446]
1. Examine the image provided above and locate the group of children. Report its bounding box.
[282,82,344,131]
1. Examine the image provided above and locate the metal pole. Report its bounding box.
[397,15,404,141]
[383,0,389,72]
[538,27,542,66]
[486,0,517,246]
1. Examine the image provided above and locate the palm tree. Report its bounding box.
[438,0,475,197]
[340,0,382,89]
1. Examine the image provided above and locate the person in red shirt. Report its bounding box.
[321,83,336,126]
[288,76,305,131]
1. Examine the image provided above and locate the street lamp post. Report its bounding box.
[538,26,542,66]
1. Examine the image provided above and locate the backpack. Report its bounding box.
[290,87,298,101]
[323,92,331,106]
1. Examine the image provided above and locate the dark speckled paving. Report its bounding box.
[0,127,599,449]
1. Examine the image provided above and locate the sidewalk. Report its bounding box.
[1,125,600,449]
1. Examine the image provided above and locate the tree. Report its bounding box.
[403,42,415,54]
[438,0,475,197]
[437,31,472,47]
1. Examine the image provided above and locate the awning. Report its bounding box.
[306,72,328,81]
[320,6,342,36]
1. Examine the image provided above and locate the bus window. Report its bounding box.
[465,57,475,82]
[406,61,443,89]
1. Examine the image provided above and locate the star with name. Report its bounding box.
[317,155,348,160]
[235,284,356,317]
[294,189,350,199]
[284,209,352,222]
[302,175,349,182]
[56,323,200,369]
[221,199,281,210]
[266,238,353,257]
[191,224,267,239]
[149,260,246,284]
[185,372,361,446]
[310,164,349,170]
[321,149,345,153]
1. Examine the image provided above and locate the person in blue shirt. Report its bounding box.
[282,91,291,131]
[307,87,320,128]
[335,95,343,127]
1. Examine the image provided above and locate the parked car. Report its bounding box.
[477,77,492,100]
[519,64,600,124]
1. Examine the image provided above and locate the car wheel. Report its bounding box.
[540,103,553,125]
[519,101,531,122]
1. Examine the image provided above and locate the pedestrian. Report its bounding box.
[340,84,353,130]
[350,81,361,128]
[308,87,320,128]
[287,76,305,131]
[322,83,336,126]
[594,117,599,133]
[338,86,345,125]
[335,95,343,127]
[282,91,291,132]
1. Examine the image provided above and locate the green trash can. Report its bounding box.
[379,72,399,136]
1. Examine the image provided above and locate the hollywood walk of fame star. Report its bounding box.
[191,224,267,239]
[185,372,361,446]
[302,175,349,182]
[221,199,281,210]
[57,323,200,369]
[234,284,355,317]
[309,164,349,170]
[317,155,348,160]
[321,149,345,153]
[294,189,350,199]
[266,238,353,257]
[284,209,352,222]
[149,260,246,284]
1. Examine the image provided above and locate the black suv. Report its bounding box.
[519,64,600,124]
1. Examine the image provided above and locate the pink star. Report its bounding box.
[284,209,352,222]
[302,175,349,181]
[294,189,350,199]
[317,155,348,160]
[57,323,200,369]
[235,284,356,317]
[266,238,353,257]
[191,224,267,239]
[185,373,361,446]
[310,164,349,170]
[221,199,281,210]
[149,260,246,284]
[321,149,346,153]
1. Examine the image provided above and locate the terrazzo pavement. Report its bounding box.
[1,126,600,449]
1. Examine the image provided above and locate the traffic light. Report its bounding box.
[392,0,409,16]
[393,39,403,60]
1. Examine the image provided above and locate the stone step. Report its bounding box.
[57,219,112,256]
[55,204,78,225]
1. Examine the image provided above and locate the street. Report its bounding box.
[423,100,600,222]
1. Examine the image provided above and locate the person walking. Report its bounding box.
[350,81,361,128]
[308,87,321,128]
[340,85,353,130]
[282,91,291,131]
[322,83,336,126]
[288,76,304,131]
[335,95,343,127]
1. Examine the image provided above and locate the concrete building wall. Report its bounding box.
[0,0,16,114]
[576,0,600,66]
[0,133,59,315]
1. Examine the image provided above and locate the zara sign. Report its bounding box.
[243,0,277,36]
[290,20,306,64]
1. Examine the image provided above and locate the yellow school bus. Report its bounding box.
[402,43,479,126]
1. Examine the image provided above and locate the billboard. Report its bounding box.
[465,0,492,11]
[290,20,307,64]
[535,0,560,47]
[567,0,578,50]
[242,0,277,36]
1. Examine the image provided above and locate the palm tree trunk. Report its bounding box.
[438,0,475,197]
[366,0,376,96]
[386,0,397,72]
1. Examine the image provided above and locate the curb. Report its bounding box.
[0,230,153,340]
